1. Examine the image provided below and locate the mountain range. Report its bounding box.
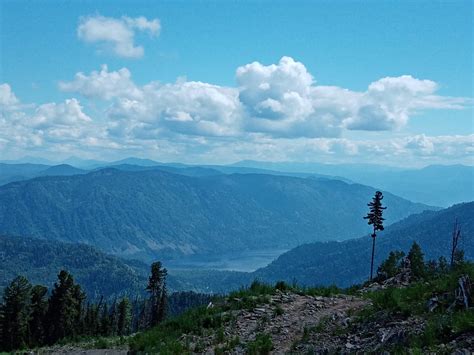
[2,157,472,206]
[2,202,471,296]
[0,168,431,261]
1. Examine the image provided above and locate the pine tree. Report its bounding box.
[100,303,111,336]
[29,285,48,347]
[117,298,132,336]
[146,261,167,327]
[109,299,118,336]
[376,251,405,281]
[364,191,387,281]
[45,270,85,343]
[438,256,449,274]
[157,271,168,323]
[0,276,32,351]
[408,242,425,280]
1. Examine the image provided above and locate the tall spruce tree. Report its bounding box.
[100,303,111,336]
[117,298,132,336]
[146,261,167,327]
[45,270,85,344]
[408,242,425,280]
[0,276,32,351]
[29,285,48,347]
[157,271,168,323]
[364,191,387,281]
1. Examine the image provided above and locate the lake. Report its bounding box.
[165,248,289,272]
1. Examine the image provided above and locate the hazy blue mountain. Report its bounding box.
[254,202,474,287]
[232,161,474,206]
[0,168,432,261]
[0,156,56,165]
[0,163,87,186]
[37,164,87,176]
[61,156,107,168]
[0,163,50,185]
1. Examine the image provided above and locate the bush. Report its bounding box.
[377,251,405,281]
[246,333,273,355]
[273,305,284,316]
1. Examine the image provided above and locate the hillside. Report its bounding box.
[0,234,150,299]
[0,169,431,261]
[128,263,474,354]
[255,202,474,287]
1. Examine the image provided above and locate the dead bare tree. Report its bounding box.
[450,219,462,267]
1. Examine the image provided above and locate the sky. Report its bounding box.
[0,0,472,166]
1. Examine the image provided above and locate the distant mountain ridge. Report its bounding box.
[0,168,432,261]
[232,160,474,206]
[2,157,471,206]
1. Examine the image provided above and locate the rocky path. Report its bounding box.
[200,291,369,354]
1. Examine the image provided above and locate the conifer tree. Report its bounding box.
[0,276,32,351]
[45,270,85,343]
[146,261,167,326]
[157,271,168,323]
[109,299,118,336]
[100,303,111,336]
[29,285,48,347]
[117,298,132,336]
[408,242,425,280]
[364,191,387,281]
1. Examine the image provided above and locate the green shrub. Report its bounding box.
[377,250,405,281]
[273,304,284,316]
[246,333,273,355]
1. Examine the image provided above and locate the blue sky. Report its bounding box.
[0,0,472,166]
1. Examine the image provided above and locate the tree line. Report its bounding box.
[0,261,169,351]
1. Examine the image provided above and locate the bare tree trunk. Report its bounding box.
[451,218,461,267]
[370,230,376,281]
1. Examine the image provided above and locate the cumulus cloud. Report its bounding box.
[58,58,469,141]
[59,65,142,100]
[0,83,20,109]
[30,98,92,129]
[108,81,241,139]
[2,56,471,164]
[344,75,467,130]
[77,15,160,58]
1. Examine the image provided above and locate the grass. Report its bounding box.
[355,262,474,351]
[363,262,474,318]
[129,305,223,353]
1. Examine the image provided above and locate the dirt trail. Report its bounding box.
[202,291,369,354]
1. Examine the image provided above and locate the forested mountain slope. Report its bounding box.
[255,202,474,287]
[0,169,432,261]
[0,235,149,298]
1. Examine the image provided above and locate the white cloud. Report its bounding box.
[2,56,471,164]
[0,83,20,109]
[58,59,469,141]
[59,65,142,100]
[107,81,242,138]
[77,15,160,58]
[344,75,467,130]
[30,98,92,129]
